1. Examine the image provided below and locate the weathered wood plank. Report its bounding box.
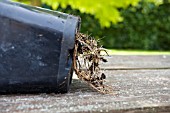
[101,55,170,69]
[0,69,170,112]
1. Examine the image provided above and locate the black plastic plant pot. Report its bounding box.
[0,0,80,94]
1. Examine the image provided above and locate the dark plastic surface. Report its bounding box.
[0,0,80,94]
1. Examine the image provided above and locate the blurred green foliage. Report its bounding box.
[14,0,170,50]
[42,0,170,50]
[41,0,141,28]
[100,1,170,50]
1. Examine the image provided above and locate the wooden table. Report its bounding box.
[0,55,170,113]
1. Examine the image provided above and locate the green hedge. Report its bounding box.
[105,2,170,50]
[43,1,170,50]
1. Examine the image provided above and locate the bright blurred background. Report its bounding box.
[14,0,170,53]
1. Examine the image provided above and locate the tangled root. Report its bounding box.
[73,33,114,94]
